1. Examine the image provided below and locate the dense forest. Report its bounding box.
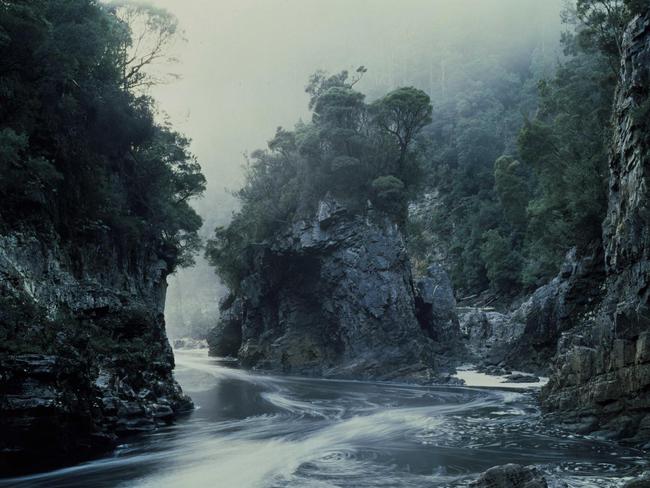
[207,0,646,299]
[410,0,645,296]
[205,72,433,290]
[0,0,209,471]
[0,0,205,270]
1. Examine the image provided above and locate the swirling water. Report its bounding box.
[2,349,648,488]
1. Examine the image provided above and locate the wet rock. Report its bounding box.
[478,365,512,376]
[540,12,650,445]
[624,473,650,488]
[504,374,540,383]
[172,337,208,350]
[415,264,461,343]
[460,307,520,365]
[458,242,605,378]
[469,464,549,488]
[214,196,460,380]
[0,229,191,474]
[207,297,243,357]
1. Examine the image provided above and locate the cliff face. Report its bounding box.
[458,246,605,376]
[541,13,650,445]
[208,198,461,381]
[0,228,191,474]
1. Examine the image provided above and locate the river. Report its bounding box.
[1,349,647,487]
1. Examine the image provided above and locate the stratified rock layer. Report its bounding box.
[209,198,460,381]
[541,12,650,445]
[0,229,191,474]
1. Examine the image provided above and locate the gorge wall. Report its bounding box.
[461,246,605,376]
[540,12,650,445]
[208,198,462,381]
[0,228,191,474]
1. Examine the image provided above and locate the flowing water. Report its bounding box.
[2,349,648,487]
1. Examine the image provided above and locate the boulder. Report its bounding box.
[624,473,650,488]
[504,373,540,383]
[469,464,549,488]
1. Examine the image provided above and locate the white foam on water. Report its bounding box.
[454,365,549,389]
[129,403,447,488]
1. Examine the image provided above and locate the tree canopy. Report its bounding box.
[0,0,205,270]
[406,0,638,295]
[206,73,432,290]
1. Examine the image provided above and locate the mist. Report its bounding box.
[151,0,565,338]
[4,0,649,483]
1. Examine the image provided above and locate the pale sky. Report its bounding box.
[147,0,564,222]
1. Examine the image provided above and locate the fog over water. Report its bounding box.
[151,0,565,337]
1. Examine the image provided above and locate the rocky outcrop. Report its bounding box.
[209,197,460,381]
[207,296,243,357]
[415,264,461,345]
[0,229,191,474]
[468,464,575,487]
[460,307,517,364]
[541,12,650,445]
[459,247,604,375]
[469,464,553,488]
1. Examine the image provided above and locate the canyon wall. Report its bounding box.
[0,229,191,474]
[208,197,461,381]
[541,12,650,445]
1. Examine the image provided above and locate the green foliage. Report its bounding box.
[406,0,626,296]
[626,0,649,16]
[516,34,612,285]
[494,156,529,233]
[0,128,62,210]
[206,72,432,290]
[480,229,522,294]
[108,0,183,91]
[410,52,541,294]
[371,87,433,174]
[0,0,204,270]
[566,0,640,69]
[371,175,406,219]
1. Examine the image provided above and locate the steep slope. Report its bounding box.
[209,198,461,381]
[0,2,203,474]
[0,228,192,474]
[541,12,650,445]
[461,247,605,376]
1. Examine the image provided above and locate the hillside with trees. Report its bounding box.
[0,0,205,270]
[0,0,205,472]
[408,0,645,297]
[206,70,432,290]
